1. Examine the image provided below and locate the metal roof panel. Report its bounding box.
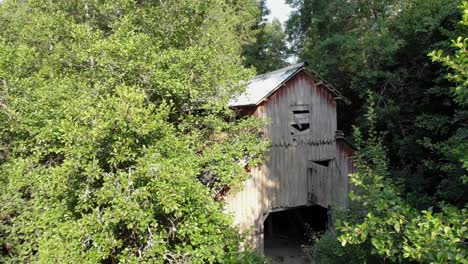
[229,62,351,107]
[228,63,305,107]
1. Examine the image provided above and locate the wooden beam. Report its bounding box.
[262,213,269,223]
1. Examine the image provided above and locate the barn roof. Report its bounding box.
[229,62,351,107]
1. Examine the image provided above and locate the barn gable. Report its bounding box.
[229,62,350,107]
[231,63,350,147]
[254,70,338,147]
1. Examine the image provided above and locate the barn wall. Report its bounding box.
[262,71,337,146]
[225,70,352,249]
[336,139,355,206]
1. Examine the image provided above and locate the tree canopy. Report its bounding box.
[243,18,290,74]
[1,0,467,263]
[286,0,467,208]
[0,0,268,263]
[242,1,290,74]
[288,0,468,263]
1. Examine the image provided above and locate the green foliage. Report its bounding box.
[0,0,269,263]
[287,0,467,208]
[295,2,468,262]
[242,2,290,74]
[430,0,468,107]
[304,232,372,264]
[336,94,468,263]
[243,18,290,74]
[429,1,468,190]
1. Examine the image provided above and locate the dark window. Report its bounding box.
[291,123,310,132]
[292,110,310,114]
[312,159,331,167]
[290,104,310,136]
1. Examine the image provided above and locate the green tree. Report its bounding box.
[291,2,468,262]
[336,94,467,263]
[286,0,466,208]
[307,93,467,264]
[244,18,290,74]
[243,1,290,74]
[429,0,468,203]
[431,0,468,106]
[0,0,268,263]
[307,5,468,256]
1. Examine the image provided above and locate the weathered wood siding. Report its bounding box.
[336,138,354,206]
[225,70,353,249]
[260,71,337,146]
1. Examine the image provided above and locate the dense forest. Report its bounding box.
[0,0,466,263]
[284,0,467,262]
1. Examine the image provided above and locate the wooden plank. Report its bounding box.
[290,126,310,136]
[290,104,309,111]
[290,113,310,125]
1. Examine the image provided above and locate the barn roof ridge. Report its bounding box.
[251,62,305,81]
[229,62,351,107]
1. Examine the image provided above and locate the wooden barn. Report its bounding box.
[225,63,354,258]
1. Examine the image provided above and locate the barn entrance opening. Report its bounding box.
[263,205,328,263]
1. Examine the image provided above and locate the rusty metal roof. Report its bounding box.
[229,62,350,107]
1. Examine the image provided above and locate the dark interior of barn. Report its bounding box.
[264,205,328,263]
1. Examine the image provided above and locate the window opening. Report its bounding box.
[290,104,310,136]
[312,159,331,167]
[291,123,310,132]
[292,110,309,114]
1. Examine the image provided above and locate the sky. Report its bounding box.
[266,0,293,25]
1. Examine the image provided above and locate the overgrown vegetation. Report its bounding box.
[286,0,468,263]
[339,95,466,263]
[287,0,466,208]
[300,1,468,263]
[243,0,290,74]
[1,0,467,263]
[0,0,269,263]
[307,93,467,264]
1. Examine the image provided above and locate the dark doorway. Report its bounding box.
[264,205,328,263]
